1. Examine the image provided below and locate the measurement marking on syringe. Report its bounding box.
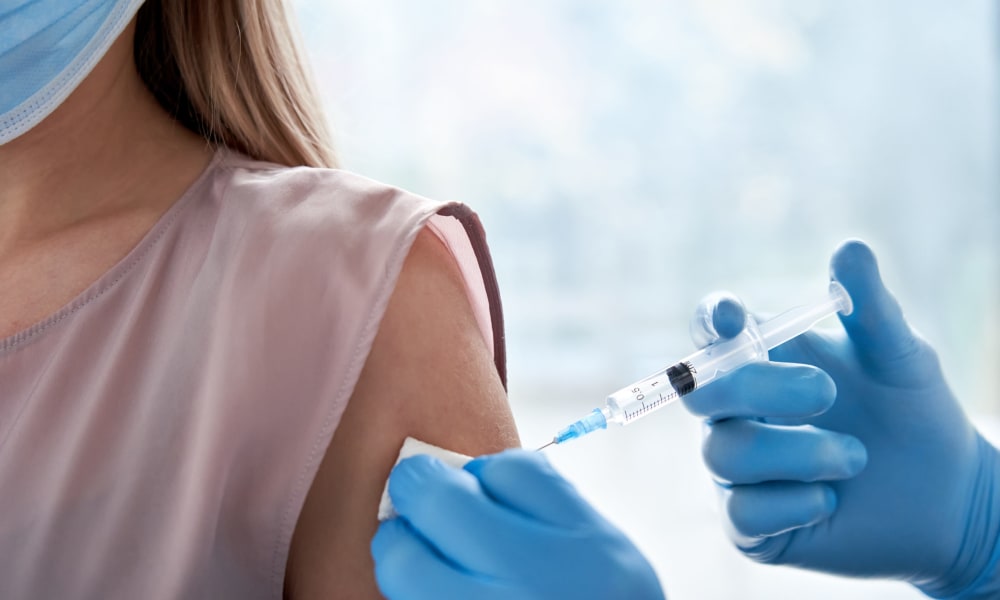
[623,391,679,421]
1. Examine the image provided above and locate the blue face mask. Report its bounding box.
[0,0,146,145]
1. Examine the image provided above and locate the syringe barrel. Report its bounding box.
[684,280,850,390]
[683,316,768,390]
[602,318,768,426]
[757,281,852,349]
[598,280,853,429]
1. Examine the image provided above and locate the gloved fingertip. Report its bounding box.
[388,454,449,512]
[461,457,487,478]
[818,484,838,519]
[390,454,436,486]
[464,449,550,481]
[829,240,922,368]
[842,436,869,478]
[830,240,879,304]
[371,518,404,560]
[713,295,748,339]
[812,367,838,414]
[462,451,509,479]
[790,483,839,527]
[690,291,745,348]
[831,239,878,275]
[465,450,592,527]
[395,453,445,474]
[727,482,839,541]
[829,240,892,315]
[813,433,867,481]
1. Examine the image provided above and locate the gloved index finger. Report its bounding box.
[463,450,599,529]
[681,361,836,421]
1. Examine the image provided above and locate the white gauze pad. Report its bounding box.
[378,437,473,521]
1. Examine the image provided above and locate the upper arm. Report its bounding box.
[283,228,520,599]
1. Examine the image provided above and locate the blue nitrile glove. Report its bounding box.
[371,449,666,600]
[682,240,1000,598]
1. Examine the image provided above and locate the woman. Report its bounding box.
[1,1,520,597]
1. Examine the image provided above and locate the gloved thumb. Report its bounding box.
[831,240,920,370]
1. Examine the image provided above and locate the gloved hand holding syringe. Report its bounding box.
[537,280,854,450]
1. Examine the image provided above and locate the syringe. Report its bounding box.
[537,280,853,450]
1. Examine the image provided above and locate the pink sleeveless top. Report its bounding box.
[0,150,507,598]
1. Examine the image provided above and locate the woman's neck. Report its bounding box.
[0,19,213,256]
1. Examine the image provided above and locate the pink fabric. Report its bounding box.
[0,149,506,599]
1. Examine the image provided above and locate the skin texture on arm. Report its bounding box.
[283,228,521,599]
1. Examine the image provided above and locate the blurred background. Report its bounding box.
[291,1,999,597]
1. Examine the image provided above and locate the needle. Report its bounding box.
[535,439,557,452]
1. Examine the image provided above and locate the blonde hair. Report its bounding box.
[134,0,337,168]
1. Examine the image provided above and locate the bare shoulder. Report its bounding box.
[283,228,520,599]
